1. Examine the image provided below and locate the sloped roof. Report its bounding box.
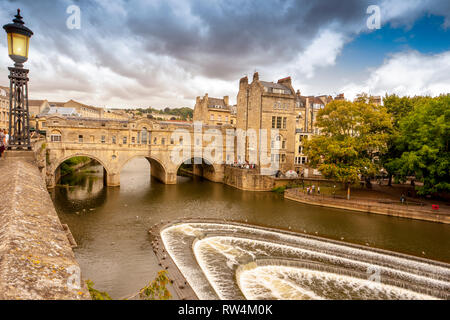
[47,107,79,116]
[207,97,226,107]
[28,100,47,106]
[260,81,291,92]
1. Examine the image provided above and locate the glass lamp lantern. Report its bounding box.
[3,9,33,68]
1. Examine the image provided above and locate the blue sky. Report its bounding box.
[0,0,449,108]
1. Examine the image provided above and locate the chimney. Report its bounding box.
[278,76,291,86]
[223,96,229,106]
[253,72,259,82]
[240,76,248,89]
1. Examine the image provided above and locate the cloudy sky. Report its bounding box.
[0,0,449,109]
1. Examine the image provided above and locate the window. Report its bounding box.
[78,135,83,143]
[276,117,282,129]
[210,114,214,121]
[282,140,286,149]
[225,116,229,122]
[51,134,61,142]
[141,128,148,144]
[161,138,166,145]
[179,137,184,145]
[132,137,136,144]
[154,137,157,144]
[170,138,174,145]
[50,130,61,142]
[281,154,286,163]
[123,137,127,144]
[112,136,116,144]
[101,123,106,127]
[230,120,234,124]
[101,136,106,144]
[272,116,276,128]
[218,115,222,122]
[283,117,287,129]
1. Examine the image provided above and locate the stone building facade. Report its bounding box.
[0,86,9,131]
[193,94,236,126]
[236,73,297,173]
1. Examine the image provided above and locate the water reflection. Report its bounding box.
[52,158,450,299]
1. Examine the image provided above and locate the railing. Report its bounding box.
[285,188,447,215]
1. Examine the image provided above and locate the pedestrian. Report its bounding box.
[0,130,6,158]
[306,187,310,195]
[312,185,315,194]
[317,186,320,195]
[4,130,9,146]
[400,194,405,205]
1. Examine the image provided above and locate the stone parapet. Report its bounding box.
[0,158,89,300]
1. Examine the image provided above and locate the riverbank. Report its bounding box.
[285,188,450,224]
[148,221,198,300]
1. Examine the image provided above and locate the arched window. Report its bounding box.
[50,130,62,142]
[141,127,148,144]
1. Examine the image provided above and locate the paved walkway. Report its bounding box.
[148,222,199,300]
[285,188,450,224]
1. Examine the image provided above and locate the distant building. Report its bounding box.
[0,86,9,131]
[193,94,236,126]
[47,107,80,117]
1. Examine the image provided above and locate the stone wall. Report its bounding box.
[223,166,334,191]
[0,154,89,300]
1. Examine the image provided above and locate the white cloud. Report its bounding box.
[340,50,450,100]
[293,30,346,79]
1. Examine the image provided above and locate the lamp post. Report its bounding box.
[3,9,33,150]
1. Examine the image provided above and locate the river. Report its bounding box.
[50,158,450,299]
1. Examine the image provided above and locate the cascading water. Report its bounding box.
[160,221,450,300]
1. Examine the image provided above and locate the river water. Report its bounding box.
[51,158,450,299]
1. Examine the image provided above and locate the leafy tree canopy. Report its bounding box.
[304,95,392,197]
[388,94,450,195]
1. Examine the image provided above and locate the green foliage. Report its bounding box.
[386,94,450,195]
[304,97,392,197]
[139,270,172,300]
[134,107,193,120]
[60,157,91,176]
[272,186,286,194]
[86,280,112,300]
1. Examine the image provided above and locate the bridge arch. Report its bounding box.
[118,154,174,185]
[50,153,113,188]
[175,155,223,183]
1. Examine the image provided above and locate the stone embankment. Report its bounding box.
[285,189,450,224]
[0,151,89,300]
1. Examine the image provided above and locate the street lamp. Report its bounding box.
[3,9,33,150]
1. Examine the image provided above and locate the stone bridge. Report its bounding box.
[41,116,235,188]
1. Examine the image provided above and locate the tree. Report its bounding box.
[304,96,392,199]
[382,94,420,186]
[390,95,450,195]
[139,270,172,300]
[86,270,172,300]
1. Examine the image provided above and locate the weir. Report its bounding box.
[160,221,450,300]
